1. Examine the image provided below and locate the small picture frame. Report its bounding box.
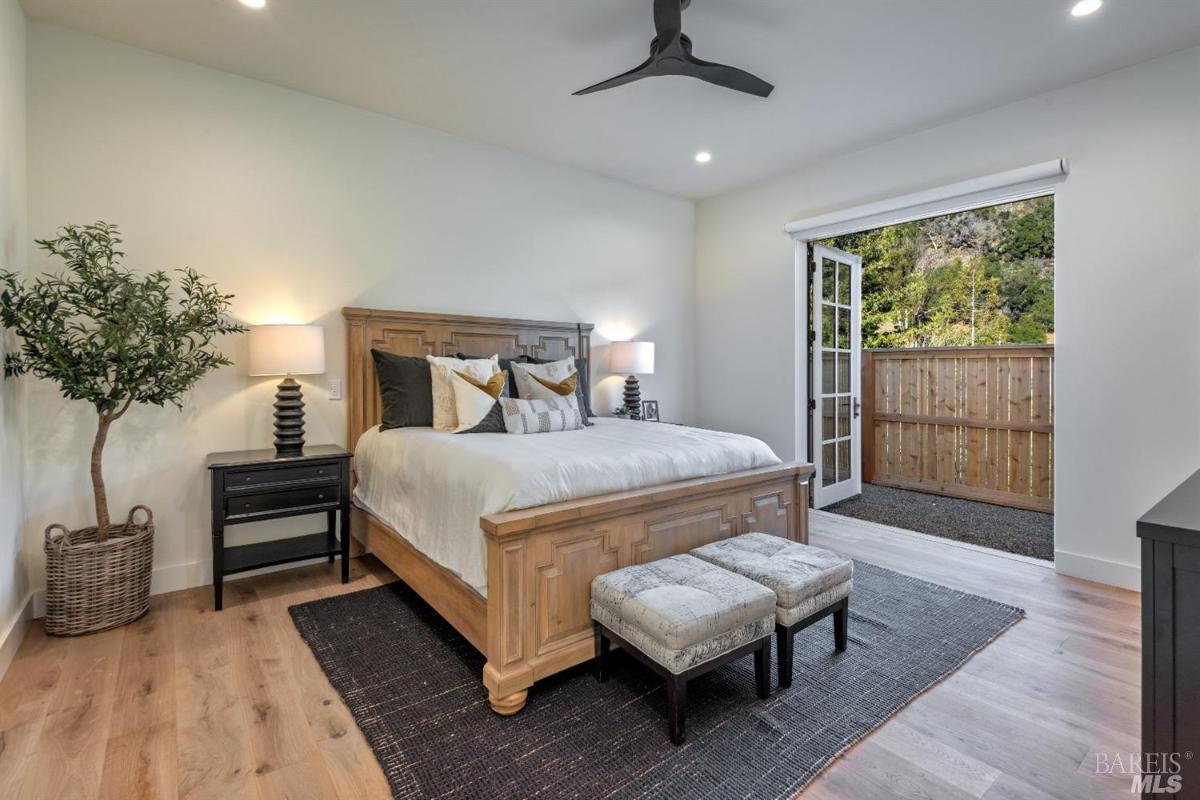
[641,400,660,422]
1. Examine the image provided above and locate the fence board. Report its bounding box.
[861,345,1054,513]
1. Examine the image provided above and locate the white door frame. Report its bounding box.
[787,160,1068,484]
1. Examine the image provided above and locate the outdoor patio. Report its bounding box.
[825,483,1054,561]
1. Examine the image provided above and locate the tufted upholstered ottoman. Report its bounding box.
[691,533,853,688]
[590,553,776,744]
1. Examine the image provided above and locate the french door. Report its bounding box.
[811,244,862,508]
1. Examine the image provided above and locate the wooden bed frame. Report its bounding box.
[344,307,814,714]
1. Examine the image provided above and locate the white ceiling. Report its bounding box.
[20,0,1200,199]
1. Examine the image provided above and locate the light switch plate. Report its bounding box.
[328,379,343,400]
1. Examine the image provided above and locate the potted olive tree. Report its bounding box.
[0,222,244,635]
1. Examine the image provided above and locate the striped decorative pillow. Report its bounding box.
[499,394,586,434]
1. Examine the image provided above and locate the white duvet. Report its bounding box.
[353,417,781,594]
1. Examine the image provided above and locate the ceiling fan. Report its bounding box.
[573,0,774,98]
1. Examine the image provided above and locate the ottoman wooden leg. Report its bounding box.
[755,636,772,699]
[594,625,610,682]
[833,600,848,653]
[666,675,687,745]
[776,624,794,689]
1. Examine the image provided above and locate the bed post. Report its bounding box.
[482,535,534,715]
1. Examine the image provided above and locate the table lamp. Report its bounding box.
[248,324,326,456]
[609,340,655,421]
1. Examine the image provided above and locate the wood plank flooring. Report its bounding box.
[0,512,1140,799]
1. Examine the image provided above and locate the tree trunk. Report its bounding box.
[92,412,112,539]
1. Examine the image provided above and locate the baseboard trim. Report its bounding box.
[30,555,337,619]
[1054,549,1139,591]
[0,592,34,682]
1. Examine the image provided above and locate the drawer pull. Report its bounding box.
[317,494,325,500]
[244,476,252,483]
[317,468,325,475]
[243,503,250,510]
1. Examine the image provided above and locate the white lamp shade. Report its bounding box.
[248,325,326,376]
[609,340,655,375]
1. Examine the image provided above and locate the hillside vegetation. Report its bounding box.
[820,196,1054,348]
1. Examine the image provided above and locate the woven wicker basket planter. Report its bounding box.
[43,505,155,636]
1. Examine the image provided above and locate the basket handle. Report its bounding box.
[126,505,154,527]
[45,523,72,553]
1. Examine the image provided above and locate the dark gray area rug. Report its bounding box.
[827,484,1055,560]
[289,561,1023,800]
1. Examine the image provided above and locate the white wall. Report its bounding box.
[23,24,695,599]
[695,47,1200,590]
[0,0,28,676]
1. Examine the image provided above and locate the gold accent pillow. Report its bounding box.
[426,354,498,431]
[531,372,578,397]
[453,369,506,399]
[449,370,507,433]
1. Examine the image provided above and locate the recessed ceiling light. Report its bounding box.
[239,0,266,9]
[1070,0,1102,17]
[694,151,712,164]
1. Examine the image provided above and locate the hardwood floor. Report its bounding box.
[0,512,1140,800]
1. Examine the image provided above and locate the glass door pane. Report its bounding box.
[811,244,862,508]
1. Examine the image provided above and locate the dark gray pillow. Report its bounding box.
[456,400,506,434]
[372,349,433,430]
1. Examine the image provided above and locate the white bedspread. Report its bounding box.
[353,418,781,594]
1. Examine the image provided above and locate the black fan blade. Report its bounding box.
[652,0,683,45]
[572,56,657,95]
[681,53,774,97]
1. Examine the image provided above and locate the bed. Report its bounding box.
[344,307,814,714]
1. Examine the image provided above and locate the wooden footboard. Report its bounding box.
[478,462,813,714]
[353,463,812,715]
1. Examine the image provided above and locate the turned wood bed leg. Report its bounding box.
[487,689,528,716]
[482,661,533,715]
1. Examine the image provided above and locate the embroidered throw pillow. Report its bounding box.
[455,353,528,398]
[500,394,586,434]
[450,370,507,433]
[511,359,593,425]
[520,356,595,417]
[426,354,498,431]
[511,357,574,398]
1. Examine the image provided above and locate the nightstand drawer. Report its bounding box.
[225,485,338,519]
[225,461,340,491]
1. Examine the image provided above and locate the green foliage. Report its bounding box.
[0,222,245,413]
[1,222,245,533]
[993,197,1054,261]
[822,196,1054,347]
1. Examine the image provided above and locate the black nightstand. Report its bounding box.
[207,445,352,610]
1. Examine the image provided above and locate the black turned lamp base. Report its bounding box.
[624,375,642,420]
[273,376,306,457]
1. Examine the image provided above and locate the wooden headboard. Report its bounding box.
[343,307,594,450]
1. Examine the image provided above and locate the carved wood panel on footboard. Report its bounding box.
[478,465,812,711]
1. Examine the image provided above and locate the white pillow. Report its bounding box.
[450,370,505,432]
[426,354,498,431]
[511,357,577,400]
[500,394,586,434]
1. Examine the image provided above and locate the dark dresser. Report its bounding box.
[1139,468,1200,797]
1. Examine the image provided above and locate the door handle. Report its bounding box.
[852,397,861,419]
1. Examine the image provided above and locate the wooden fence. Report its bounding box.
[862,345,1053,513]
